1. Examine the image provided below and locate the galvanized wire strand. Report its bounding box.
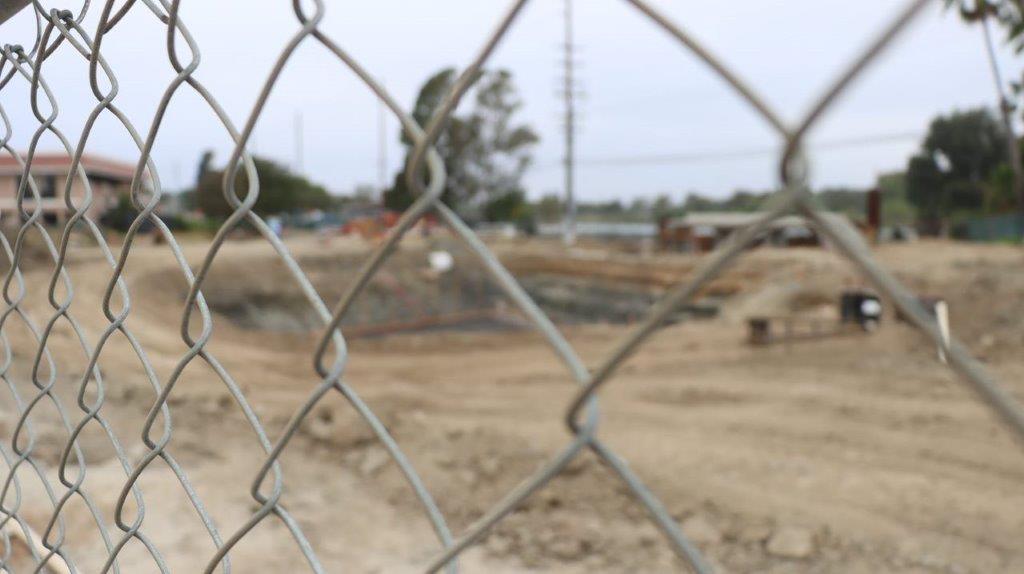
[299,0,708,566]
[623,0,789,137]
[0,224,78,572]
[779,0,933,175]
[4,4,227,571]
[29,1,88,26]
[0,0,1022,573]
[80,1,287,569]
[796,200,1024,444]
[5,36,136,566]
[9,31,157,566]
[295,2,617,571]
[299,29,606,572]
[311,0,532,376]
[565,0,933,428]
[125,0,451,570]
[981,6,1010,95]
[297,2,557,569]
[0,145,58,572]
[297,33,469,563]
[19,19,139,563]
[87,7,317,572]
[554,3,944,571]
[0,66,73,574]
[0,47,116,572]
[30,10,218,572]
[218,0,538,566]
[156,1,393,570]
[418,207,603,571]
[980,7,1024,223]
[0,439,32,566]
[0,235,68,572]
[0,342,54,570]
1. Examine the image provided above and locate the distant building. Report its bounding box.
[953,213,1024,242]
[659,211,853,252]
[0,152,137,226]
[157,190,194,218]
[475,221,519,239]
[537,221,658,240]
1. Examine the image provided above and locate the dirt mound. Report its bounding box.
[1,236,1022,572]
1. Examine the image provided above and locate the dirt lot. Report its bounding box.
[1,232,1022,573]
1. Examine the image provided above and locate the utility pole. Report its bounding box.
[295,110,304,174]
[981,10,1024,223]
[378,91,388,200]
[562,0,577,246]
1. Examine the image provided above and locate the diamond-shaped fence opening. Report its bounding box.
[0,0,1021,573]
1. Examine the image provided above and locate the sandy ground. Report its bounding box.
[1,232,1023,573]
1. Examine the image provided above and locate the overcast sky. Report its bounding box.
[0,1,1019,203]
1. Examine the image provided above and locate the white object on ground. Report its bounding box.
[860,298,882,318]
[935,300,950,365]
[1,520,72,574]
[428,250,454,273]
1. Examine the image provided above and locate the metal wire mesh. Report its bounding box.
[0,1,1021,572]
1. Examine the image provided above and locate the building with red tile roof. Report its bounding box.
[0,152,139,226]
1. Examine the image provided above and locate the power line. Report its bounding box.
[532,130,923,170]
[294,110,304,173]
[378,80,388,196]
[981,9,1024,221]
[561,0,577,245]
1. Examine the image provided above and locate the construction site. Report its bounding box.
[2,0,1024,572]
[1,229,1021,573]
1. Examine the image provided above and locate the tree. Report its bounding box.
[483,189,529,223]
[876,171,917,224]
[353,184,377,202]
[947,1,1024,218]
[986,162,1021,212]
[384,68,539,222]
[925,109,1004,182]
[652,194,675,219]
[906,154,945,225]
[947,1,1024,51]
[384,69,457,212]
[535,193,563,222]
[173,148,214,214]
[578,200,624,216]
[905,108,1007,227]
[197,155,333,219]
[680,190,773,213]
[196,149,214,187]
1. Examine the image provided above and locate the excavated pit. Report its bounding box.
[159,241,720,336]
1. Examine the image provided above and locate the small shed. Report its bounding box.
[659,211,852,252]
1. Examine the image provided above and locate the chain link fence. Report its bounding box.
[0,0,1021,572]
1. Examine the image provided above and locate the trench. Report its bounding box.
[190,246,720,337]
